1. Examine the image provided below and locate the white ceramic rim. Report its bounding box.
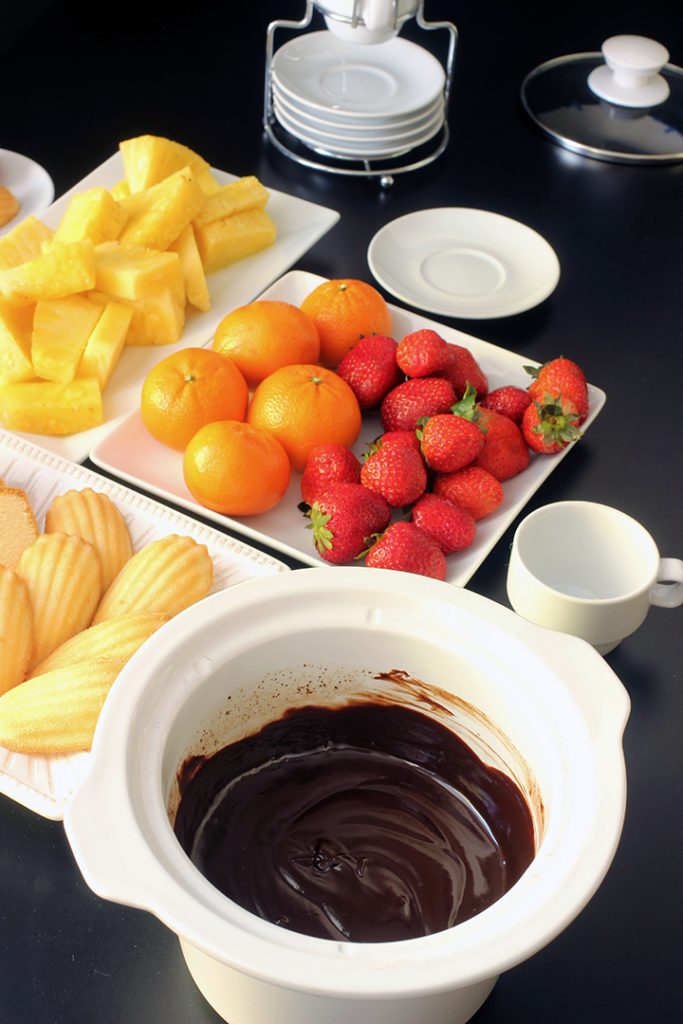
[271,32,445,119]
[272,81,444,132]
[367,207,561,319]
[273,101,444,157]
[65,568,629,1000]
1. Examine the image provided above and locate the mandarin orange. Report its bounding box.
[213,299,320,388]
[183,420,291,516]
[140,347,248,452]
[300,278,392,368]
[247,363,362,472]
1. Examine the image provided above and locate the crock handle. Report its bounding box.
[650,557,683,608]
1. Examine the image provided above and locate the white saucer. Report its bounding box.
[368,208,561,319]
[274,100,444,157]
[271,31,445,120]
[0,149,55,235]
[272,83,444,134]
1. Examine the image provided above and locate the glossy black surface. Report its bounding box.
[1,2,681,1022]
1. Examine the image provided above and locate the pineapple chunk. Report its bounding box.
[0,240,96,307]
[119,168,206,251]
[119,135,212,193]
[116,287,185,346]
[194,208,277,274]
[193,177,269,229]
[110,180,131,200]
[78,300,133,388]
[169,226,210,312]
[196,170,223,196]
[54,187,128,245]
[94,241,184,301]
[31,296,103,383]
[0,300,34,384]
[0,378,103,435]
[0,217,54,271]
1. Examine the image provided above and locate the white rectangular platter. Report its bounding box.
[0,429,289,820]
[91,269,606,585]
[6,152,340,462]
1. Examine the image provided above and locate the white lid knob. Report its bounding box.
[588,34,671,108]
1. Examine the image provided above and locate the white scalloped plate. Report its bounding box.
[0,431,289,819]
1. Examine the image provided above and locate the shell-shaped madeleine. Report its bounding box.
[0,567,34,695]
[45,488,133,591]
[93,534,213,624]
[29,610,169,677]
[17,533,103,670]
[0,657,126,754]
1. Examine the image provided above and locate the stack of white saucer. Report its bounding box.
[270,31,446,161]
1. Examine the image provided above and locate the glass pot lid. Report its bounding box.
[521,35,683,164]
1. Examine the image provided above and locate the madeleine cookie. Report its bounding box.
[93,533,213,624]
[0,486,39,571]
[45,487,133,591]
[0,658,126,753]
[0,567,33,695]
[17,532,103,669]
[29,609,169,677]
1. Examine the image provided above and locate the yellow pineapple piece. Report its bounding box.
[194,208,277,274]
[0,216,54,271]
[0,300,34,384]
[196,170,223,196]
[0,378,103,435]
[78,299,133,388]
[119,134,212,193]
[169,225,211,312]
[120,286,186,346]
[31,296,103,383]
[110,179,131,200]
[94,241,184,300]
[54,186,128,245]
[193,176,269,229]
[119,167,206,251]
[0,240,96,307]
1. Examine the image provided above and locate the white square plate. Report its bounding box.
[5,152,339,462]
[91,269,607,585]
[0,430,288,819]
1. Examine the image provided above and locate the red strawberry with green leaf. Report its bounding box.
[364,521,447,580]
[481,385,532,425]
[396,329,450,378]
[433,465,504,520]
[300,444,362,505]
[337,334,403,411]
[374,429,422,453]
[526,357,589,423]
[361,437,427,507]
[437,344,489,400]
[411,492,476,554]
[522,394,582,453]
[380,377,456,433]
[304,482,391,565]
[474,406,530,480]
[418,412,484,473]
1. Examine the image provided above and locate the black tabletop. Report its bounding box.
[1,2,682,1022]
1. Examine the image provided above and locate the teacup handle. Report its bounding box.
[650,558,683,608]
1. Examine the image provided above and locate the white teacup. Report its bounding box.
[506,501,683,654]
[322,0,419,45]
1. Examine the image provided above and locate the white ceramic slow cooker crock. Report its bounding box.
[64,567,630,1024]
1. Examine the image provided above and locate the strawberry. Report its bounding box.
[336,334,403,411]
[374,429,422,453]
[526,357,589,423]
[304,482,391,565]
[396,329,450,378]
[361,438,427,507]
[380,377,456,433]
[437,344,489,400]
[300,444,362,505]
[433,465,504,520]
[418,412,484,473]
[522,394,582,454]
[474,406,530,481]
[365,521,447,580]
[480,385,532,425]
[411,492,476,554]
